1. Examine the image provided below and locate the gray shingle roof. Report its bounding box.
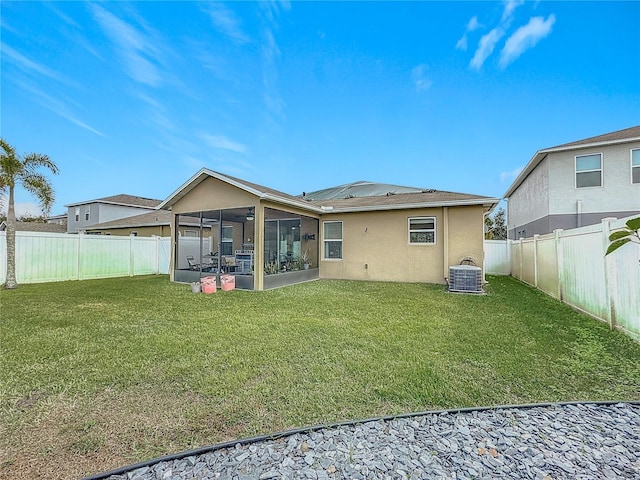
[0,221,67,233]
[546,125,640,150]
[65,194,162,208]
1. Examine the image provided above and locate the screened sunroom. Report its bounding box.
[162,169,321,291]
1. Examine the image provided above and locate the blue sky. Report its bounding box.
[2,1,639,217]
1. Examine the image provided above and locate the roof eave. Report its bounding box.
[158,168,325,214]
[321,198,500,214]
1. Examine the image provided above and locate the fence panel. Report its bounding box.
[608,218,640,337]
[560,230,609,320]
[506,216,639,340]
[484,240,510,275]
[0,232,170,284]
[521,239,536,286]
[536,235,559,299]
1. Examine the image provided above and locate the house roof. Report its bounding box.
[309,190,498,213]
[65,194,162,209]
[504,125,640,198]
[84,210,200,231]
[0,221,67,233]
[159,169,499,215]
[303,181,428,200]
[158,169,326,213]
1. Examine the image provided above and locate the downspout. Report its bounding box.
[442,206,449,284]
[576,200,582,228]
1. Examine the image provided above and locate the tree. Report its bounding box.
[485,207,507,240]
[493,208,507,240]
[605,217,640,265]
[0,139,59,289]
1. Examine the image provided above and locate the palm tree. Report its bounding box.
[0,139,59,289]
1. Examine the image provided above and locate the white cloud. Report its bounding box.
[502,0,524,24]
[470,28,504,70]
[202,2,250,44]
[411,64,432,92]
[500,167,523,182]
[201,134,248,154]
[456,16,482,51]
[499,14,556,68]
[467,16,482,31]
[90,4,164,87]
[17,81,105,137]
[456,35,468,51]
[1,43,74,85]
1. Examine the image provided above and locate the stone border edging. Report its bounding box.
[83,400,640,480]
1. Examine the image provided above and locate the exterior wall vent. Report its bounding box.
[448,265,482,293]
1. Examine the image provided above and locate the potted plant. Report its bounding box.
[300,249,312,270]
[190,281,201,293]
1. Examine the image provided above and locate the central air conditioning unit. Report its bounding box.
[448,265,483,293]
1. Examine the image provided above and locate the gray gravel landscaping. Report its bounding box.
[94,402,639,480]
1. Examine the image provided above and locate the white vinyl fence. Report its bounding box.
[0,231,171,284]
[484,216,640,340]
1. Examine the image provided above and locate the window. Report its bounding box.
[130,231,138,236]
[183,230,198,237]
[409,217,436,244]
[85,206,90,221]
[323,221,342,259]
[575,153,602,188]
[222,226,233,255]
[632,149,640,184]
[75,207,80,222]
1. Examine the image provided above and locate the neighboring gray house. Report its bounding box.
[65,194,162,233]
[504,126,640,239]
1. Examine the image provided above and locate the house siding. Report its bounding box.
[507,156,549,239]
[319,205,484,285]
[508,139,640,239]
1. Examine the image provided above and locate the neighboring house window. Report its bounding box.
[408,217,436,244]
[632,149,640,184]
[85,206,90,221]
[323,221,343,260]
[222,226,233,255]
[75,207,80,222]
[130,231,138,236]
[184,229,198,237]
[575,153,602,188]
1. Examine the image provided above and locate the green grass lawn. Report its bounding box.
[1,275,639,479]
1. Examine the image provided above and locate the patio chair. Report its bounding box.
[186,255,200,271]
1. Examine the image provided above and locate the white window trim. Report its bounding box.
[631,148,640,185]
[322,220,343,261]
[408,216,437,245]
[575,152,603,189]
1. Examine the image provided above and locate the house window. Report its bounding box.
[409,217,436,244]
[632,149,640,184]
[130,231,138,236]
[323,221,342,260]
[222,226,233,255]
[575,153,602,188]
[85,206,90,221]
[184,230,198,237]
[75,207,80,222]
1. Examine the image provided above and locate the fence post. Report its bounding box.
[602,218,618,331]
[554,229,564,301]
[129,234,135,277]
[77,233,84,280]
[533,234,539,288]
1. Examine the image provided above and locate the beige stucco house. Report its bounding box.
[158,169,499,290]
[504,126,640,239]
